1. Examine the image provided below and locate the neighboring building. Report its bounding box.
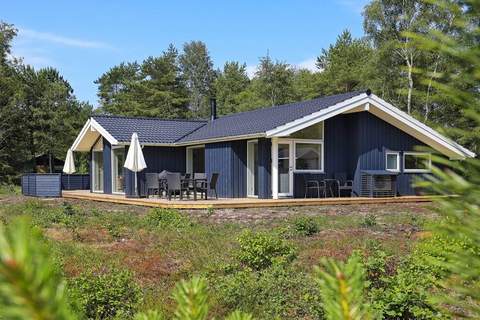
[70,90,474,199]
[34,154,65,173]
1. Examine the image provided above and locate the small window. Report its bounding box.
[404,152,431,172]
[385,152,400,172]
[290,122,324,139]
[295,142,323,171]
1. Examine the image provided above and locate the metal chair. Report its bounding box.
[304,175,326,198]
[196,173,219,200]
[334,172,353,197]
[166,172,188,200]
[145,173,160,198]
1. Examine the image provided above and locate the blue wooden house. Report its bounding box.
[70,90,474,199]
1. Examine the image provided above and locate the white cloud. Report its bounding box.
[296,58,318,72]
[18,28,113,49]
[245,57,319,79]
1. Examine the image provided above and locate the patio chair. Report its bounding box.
[145,173,160,198]
[304,175,326,198]
[196,173,219,200]
[334,172,353,197]
[166,172,188,200]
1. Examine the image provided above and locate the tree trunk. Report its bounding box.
[424,58,439,122]
[49,152,53,173]
[406,55,414,115]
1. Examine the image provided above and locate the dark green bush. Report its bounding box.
[212,263,323,319]
[145,208,193,229]
[236,230,296,270]
[292,216,319,236]
[69,269,142,319]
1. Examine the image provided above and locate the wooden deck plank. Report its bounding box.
[62,190,438,209]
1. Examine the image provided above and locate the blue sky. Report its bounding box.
[4,0,369,106]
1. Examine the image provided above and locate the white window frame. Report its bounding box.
[186,145,205,174]
[385,151,400,172]
[293,139,324,173]
[111,145,125,195]
[247,139,258,198]
[403,152,432,173]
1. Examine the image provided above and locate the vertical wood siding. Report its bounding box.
[125,146,186,197]
[21,174,61,197]
[103,138,112,194]
[295,112,429,197]
[257,138,272,199]
[205,140,247,198]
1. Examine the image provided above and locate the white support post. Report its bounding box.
[271,137,279,199]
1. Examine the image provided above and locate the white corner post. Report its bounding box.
[271,137,279,199]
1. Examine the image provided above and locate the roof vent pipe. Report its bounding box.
[210,98,217,121]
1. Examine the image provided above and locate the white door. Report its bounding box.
[278,142,293,197]
[247,140,258,197]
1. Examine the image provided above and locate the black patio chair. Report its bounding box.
[145,173,160,198]
[166,172,188,200]
[304,175,326,198]
[196,173,219,200]
[334,172,353,197]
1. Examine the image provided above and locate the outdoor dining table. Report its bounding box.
[158,177,208,201]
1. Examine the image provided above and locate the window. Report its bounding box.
[385,152,400,172]
[290,122,324,139]
[404,152,431,172]
[295,142,323,171]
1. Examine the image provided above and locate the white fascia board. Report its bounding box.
[71,118,92,151]
[266,93,369,137]
[368,94,475,159]
[89,118,119,146]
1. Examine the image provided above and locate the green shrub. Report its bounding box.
[212,263,323,319]
[361,214,377,228]
[62,201,77,216]
[292,216,319,236]
[69,269,142,319]
[145,208,193,229]
[236,230,296,270]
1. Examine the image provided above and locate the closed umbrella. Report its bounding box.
[124,132,147,197]
[63,148,76,189]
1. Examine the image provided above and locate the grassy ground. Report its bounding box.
[0,192,436,317]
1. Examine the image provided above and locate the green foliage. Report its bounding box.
[291,215,319,236]
[360,214,377,228]
[0,217,76,319]
[145,208,194,230]
[236,230,296,270]
[172,277,209,320]
[212,263,323,319]
[69,269,142,320]
[314,253,371,320]
[134,310,165,320]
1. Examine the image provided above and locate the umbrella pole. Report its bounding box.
[135,172,138,197]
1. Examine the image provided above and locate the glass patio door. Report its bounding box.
[247,140,258,197]
[278,142,293,197]
[112,147,125,194]
[92,150,104,192]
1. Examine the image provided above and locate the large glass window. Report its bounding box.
[385,152,400,172]
[404,152,431,172]
[295,142,323,171]
[290,122,324,139]
[92,151,104,192]
[112,147,125,193]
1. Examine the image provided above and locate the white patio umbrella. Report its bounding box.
[124,132,147,197]
[63,148,76,189]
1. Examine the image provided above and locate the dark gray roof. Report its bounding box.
[92,115,206,144]
[179,91,363,142]
[93,91,364,144]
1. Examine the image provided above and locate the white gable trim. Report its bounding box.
[266,93,474,160]
[71,118,118,152]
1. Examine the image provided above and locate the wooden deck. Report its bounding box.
[62,190,438,209]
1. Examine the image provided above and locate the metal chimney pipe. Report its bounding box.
[210,98,217,121]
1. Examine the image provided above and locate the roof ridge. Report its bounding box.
[214,90,365,120]
[92,114,207,123]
